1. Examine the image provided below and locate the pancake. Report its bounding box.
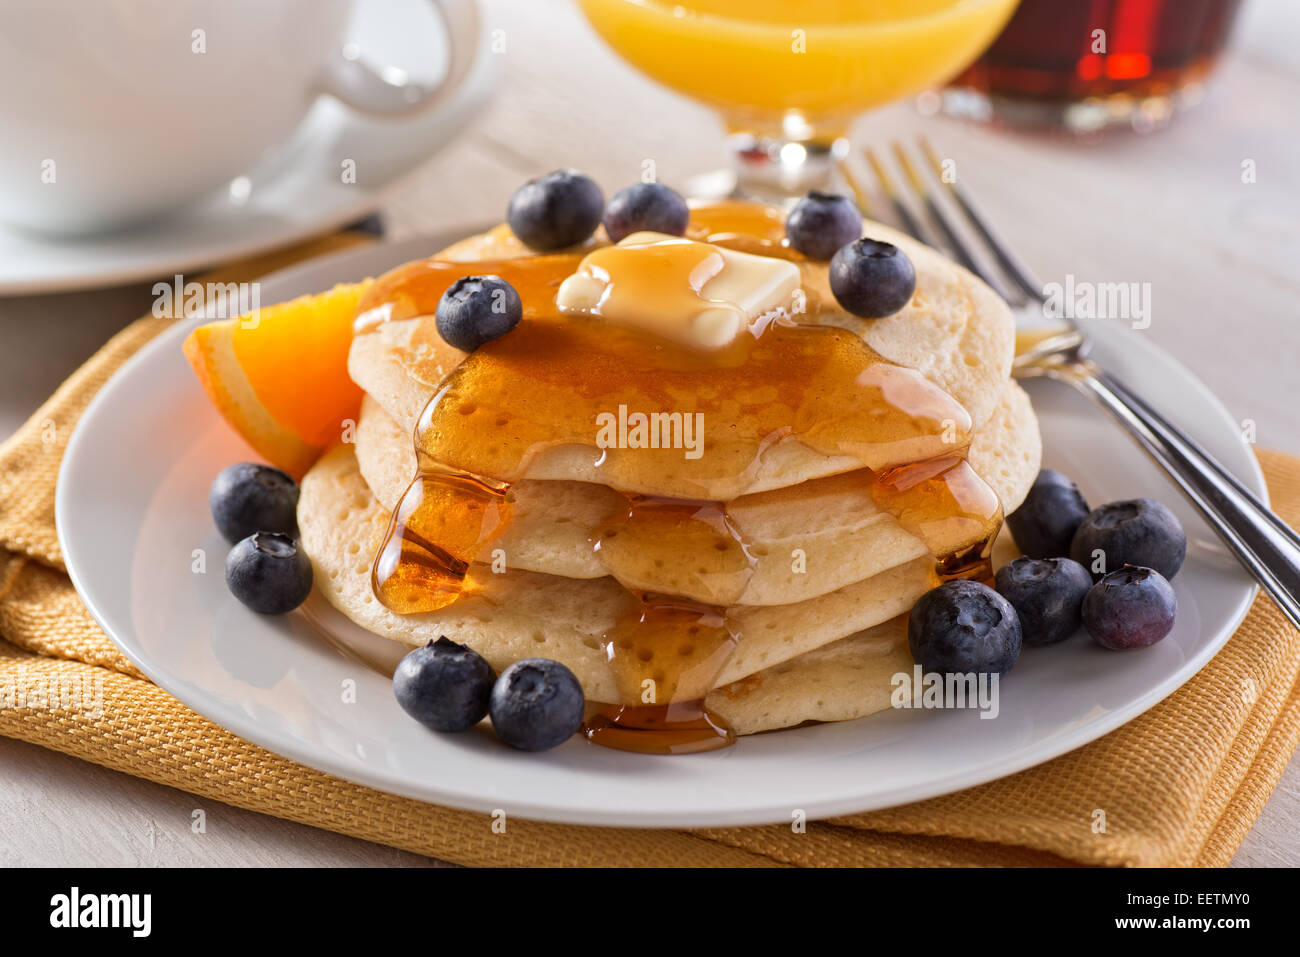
[299,442,939,707]
[707,616,910,735]
[347,203,1016,502]
[441,216,1015,436]
[310,199,1032,741]
[351,379,1040,606]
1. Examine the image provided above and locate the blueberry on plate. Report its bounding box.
[210,462,299,545]
[489,658,585,751]
[393,637,496,733]
[1005,468,1090,560]
[506,169,604,251]
[224,532,313,615]
[1082,565,1177,650]
[1070,497,1186,581]
[435,275,523,352]
[908,579,1022,677]
[603,182,690,243]
[994,556,1092,646]
[828,238,916,319]
[785,191,862,260]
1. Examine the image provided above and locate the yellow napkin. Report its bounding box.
[1,235,1297,867]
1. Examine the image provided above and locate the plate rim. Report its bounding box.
[55,239,1265,828]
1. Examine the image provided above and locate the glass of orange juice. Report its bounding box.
[576,0,1019,198]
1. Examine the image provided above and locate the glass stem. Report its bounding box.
[727,130,849,204]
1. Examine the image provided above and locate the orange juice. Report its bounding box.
[577,0,1019,137]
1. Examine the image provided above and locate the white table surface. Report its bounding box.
[0,0,1296,866]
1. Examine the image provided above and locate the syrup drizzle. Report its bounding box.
[359,201,1003,753]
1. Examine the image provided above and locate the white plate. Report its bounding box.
[0,2,495,296]
[57,234,1263,828]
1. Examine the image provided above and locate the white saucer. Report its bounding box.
[57,235,1263,828]
[0,2,495,296]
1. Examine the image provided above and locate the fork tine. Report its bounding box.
[918,137,1045,303]
[890,142,1023,306]
[834,156,875,219]
[864,148,930,246]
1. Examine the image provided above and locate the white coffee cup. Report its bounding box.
[0,0,481,234]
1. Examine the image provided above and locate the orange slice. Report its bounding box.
[183,281,372,478]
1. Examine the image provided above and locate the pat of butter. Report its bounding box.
[556,231,800,350]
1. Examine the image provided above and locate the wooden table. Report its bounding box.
[1,0,1296,866]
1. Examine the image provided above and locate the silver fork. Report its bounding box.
[839,137,1300,631]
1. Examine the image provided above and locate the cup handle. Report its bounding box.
[317,0,483,117]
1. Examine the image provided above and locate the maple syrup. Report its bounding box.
[583,702,737,755]
[371,468,512,615]
[358,201,1004,754]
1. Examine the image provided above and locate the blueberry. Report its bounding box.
[1005,469,1091,560]
[908,579,1022,677]
[488,658,585,751]
[1082,565,1177,650]
[224,532,312,615]
[602,182,689,243]
[209,462,299,545]
[994,557,1092,646]
[785,191,863,260]
[828,238,916,318]
[435,275,523,352]
[1070,497,1186,581]
[393,637,496,733]
[506,169,604,251]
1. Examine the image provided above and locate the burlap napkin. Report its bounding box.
[2,236,1297,867]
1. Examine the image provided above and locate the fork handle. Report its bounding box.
[1052,361,1300,631]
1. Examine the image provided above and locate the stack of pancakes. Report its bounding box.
[299,207,1040,736]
